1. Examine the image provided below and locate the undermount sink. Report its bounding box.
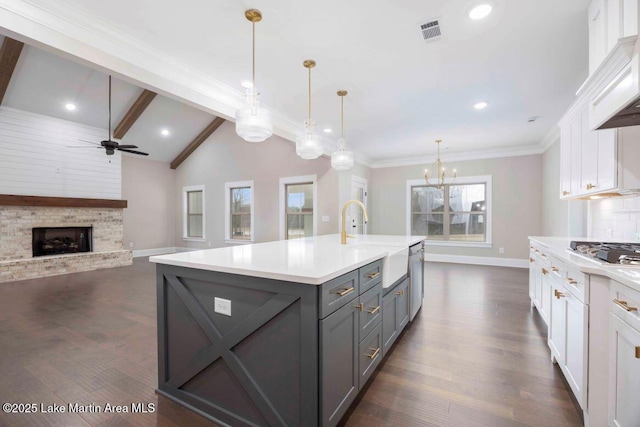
[350,243,409,288]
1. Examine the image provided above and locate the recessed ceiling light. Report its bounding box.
[323,128,332,133]
[474,102,488,110]
[65,103,76,111]
[241,81,254,89]
[469,4,493,20]
[161,129,170,136]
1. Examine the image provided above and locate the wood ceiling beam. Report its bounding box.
[0,38,24,105]
[113,89,157,139]
[170,117,226,169]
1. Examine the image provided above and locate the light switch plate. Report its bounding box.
[214,297,231,316]
[322,216,330,222]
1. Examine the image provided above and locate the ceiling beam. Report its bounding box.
[170,117,226,169]
[0,37,24,105]
[113,89,157,139]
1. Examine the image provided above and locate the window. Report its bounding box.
[183,185,205,240]
[406,176,492,247]
[225,181,254,243]
[279,176,317,240]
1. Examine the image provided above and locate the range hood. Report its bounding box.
[597,95,640,129]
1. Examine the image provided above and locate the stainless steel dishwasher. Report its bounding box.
[409,241,424,321]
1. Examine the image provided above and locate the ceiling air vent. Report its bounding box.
[418,19,442,42]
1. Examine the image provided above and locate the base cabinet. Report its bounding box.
[609,310,640,427]
[382,278,409,356]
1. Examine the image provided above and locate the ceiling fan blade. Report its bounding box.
[117,148,149,156]
[66,146,102,148]
[77,139,101,146]
[116,145,139,149]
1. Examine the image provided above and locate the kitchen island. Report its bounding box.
[150,234,425,427]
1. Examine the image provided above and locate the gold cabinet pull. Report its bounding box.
[535,249,540,254]
[562,190,570,196]
[353,302,363,312]
[337,287,354,296]
[395,289,404,296]
[554,289,565,299]
[530,258,535,263]
[566,278,578,285]
[367,305,380,315]
[551,266,559,272]
[613,299,638,312]
[365,272,381,279]
[366,347,380,359]
[586,183,596,190]
[636,346,640,359]
[541,268,549,275]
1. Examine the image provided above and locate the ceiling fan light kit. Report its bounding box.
[235,9,273,143]
[295,59,324,159]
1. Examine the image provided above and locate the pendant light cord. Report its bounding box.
[308,67,311,121]
[252,21,256,95]
[108,75,111,139]
[340,95,344,148]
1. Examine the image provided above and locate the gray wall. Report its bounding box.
[122,155,176,251]
[174,121,372,249]
[369,154,543,260]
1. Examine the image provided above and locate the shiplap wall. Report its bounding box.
[0,107,121,199]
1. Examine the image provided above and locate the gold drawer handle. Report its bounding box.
[551,267,559,272]
[535,250,540,254]
[530,258,534,263]
[337,287,355,297]
[636,346,640,359]
[366,347,380,360]
[554,289,565,299]
[365,272,381,279]
[541,268,548,275]
[353,302,363,312]
[586,183,596,190]
[562,190,570,196]
[566,278,577,285]
[395,289,405,296]
[367,305,380,315]
[613,299,638,312]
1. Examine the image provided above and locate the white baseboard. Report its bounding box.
[424,253,528,268]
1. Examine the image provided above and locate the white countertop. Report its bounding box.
[150,234,425,285]
[529,236,640,292]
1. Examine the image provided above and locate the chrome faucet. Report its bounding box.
[341,200,369,245]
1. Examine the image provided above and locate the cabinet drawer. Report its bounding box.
[359,260,382,294]
[610,280,640,331]
[358,282,383,340]
[562,268,589,304]
[358,321,383,391]
[320,270,359,319]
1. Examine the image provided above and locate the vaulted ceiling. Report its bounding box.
[0,0,591,166]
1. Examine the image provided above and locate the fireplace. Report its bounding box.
[32,226,92,257]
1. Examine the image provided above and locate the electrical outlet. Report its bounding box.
[322,216,330,222]
[214,297,231,316]
[499,247,504,254]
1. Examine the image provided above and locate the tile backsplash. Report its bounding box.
[589,196,640,241]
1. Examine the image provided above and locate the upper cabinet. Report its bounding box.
[589,0,639,75]
[589,0,607,75]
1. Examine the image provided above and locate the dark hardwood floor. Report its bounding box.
[0,260,583,426]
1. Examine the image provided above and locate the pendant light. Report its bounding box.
[331,90,354,171]
[424,139,457,189]
[295,60,323,159]
[235,9,273,143]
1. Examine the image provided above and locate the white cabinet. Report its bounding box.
[608,313,640,427]
[589,0,639,74]
[528,245,552,326]
[589,0,607,75]
[560,124,573,197]
[549,278,589,410]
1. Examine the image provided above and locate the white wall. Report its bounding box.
[0,107,121,199]
[174,121,362,249]
[589,196,640,241]
[369,154,542,260]
[121,155,176,251]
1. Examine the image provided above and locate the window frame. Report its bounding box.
[279,175,317,240]
[182,185,205,242]
[406,175,492,248]
[225,180,254,244]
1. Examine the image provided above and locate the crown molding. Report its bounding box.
[539,125,560,152]
[0,0,307,143]
[370,143,545,169]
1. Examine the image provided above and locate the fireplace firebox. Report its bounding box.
[32,227,92,257]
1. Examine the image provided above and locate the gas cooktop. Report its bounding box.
[570,241,640,264]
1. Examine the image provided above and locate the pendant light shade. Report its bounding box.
[331,90,354,171]
[235,9,273,143]
[296,60,323,159]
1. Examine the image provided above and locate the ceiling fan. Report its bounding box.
[70,75,149,156]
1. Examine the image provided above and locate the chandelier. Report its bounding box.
[295,60,323,159]
[331,90,354,171]
[424,139,456,189]
[235,9,273,143]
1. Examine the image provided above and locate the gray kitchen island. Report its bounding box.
[150,234,424,427]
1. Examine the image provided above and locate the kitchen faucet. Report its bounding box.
[340,200,369,244]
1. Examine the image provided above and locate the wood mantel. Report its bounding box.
[0,195,127,208]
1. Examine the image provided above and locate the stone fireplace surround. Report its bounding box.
[0,197,132,283]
